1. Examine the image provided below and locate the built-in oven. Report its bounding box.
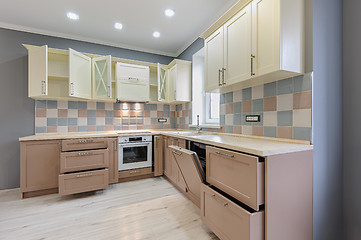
[118,135,152,171]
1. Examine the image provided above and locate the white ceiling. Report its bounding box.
[0,0,239,57]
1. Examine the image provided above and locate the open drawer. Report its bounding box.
[58,169,109,196]
[60,149,109,173]
[201,184,264,240]
[206,146,264,211]
[169,145,205,205]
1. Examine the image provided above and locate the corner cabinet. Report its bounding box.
[203,0,305,92]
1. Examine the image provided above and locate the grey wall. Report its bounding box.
[0,27,173,190]
[343,1,361,239]
[313,0,343,239]
[176,38,204,61]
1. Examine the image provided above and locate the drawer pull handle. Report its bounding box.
[78,152,93,156]
[215,151,234,158]
[76,173,93,178]
[172,151,182,156]
[129,170,141,174]
[211,194,229,207]
[77,139,94,144]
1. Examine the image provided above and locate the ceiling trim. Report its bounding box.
[0,21,177,57]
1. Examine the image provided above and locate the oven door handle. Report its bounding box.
[119,142,152,147]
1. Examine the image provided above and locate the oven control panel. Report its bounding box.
[118,135,152,144]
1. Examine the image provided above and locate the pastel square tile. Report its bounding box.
[242,88,252,100]
[122,118,129,125]
[96,126,106,131]
[225,126,233,133]
[233,114,242,125]
[114,103,121,110]
[225,114,233,125]
[157,111,164,117]
[68,101,78,109]
[220,94,225,104]
[150,111,157,118]
[96,102,105,110]
[57,126,68,133]
[87,102,96,110]
[137,125,144,130]
[47,100,57,109]
[252,126,263,136]
[293,91,312,109]
[130,118,137,125]
[35,127,46,133]
[96,118,105,125]
[293,127,312,141]
[121,103,130,110]
[68,118,78,126]
[68,126,78,132]
[87,110,96,118]
[157,104,164,111]
[137,118,144,124]
[35,118,47,127]
[242,126,253,135]
[164,105,170,111]
[105,102,113,110]
[137,111,144,117]
[78,126,88,132]
[114,118,122,125]
[87,126,97,131]
[294,73,312,93]
[225,103,233,114]
[277,126,293,139]
[113,110,122,117]
[36,109,46,117]
[233,90,242,102]
[87,118,96,125]
[96,110,105,117]
[46,109,58,118]
[220,115,225,125]
[277,78,293,95]
[277,94,293,111]
[47,118,57,126]
[252,99,263,112]
[114,125,122,130]
[58,118,68,126]
[264,126,277,138]
[225,92,233,103]
[241,114,252,125]
[233,102,242,114]
[68,109,78,118]
[252,85,264,99]
[47,126,58,133]
[36,100,46,109]
[78,109,87,117]
[78,117,87,126]
[263,96,277,111]
[242,100,252,113]
[143,124,151,130]
[170,105,176,111]
[233,126,242,134]
[264,82,277,97]
[58,109,68,118]
[263,111,277,126]
[277,110,293,126]
[129,125,137,130]
[293,109,312,127]
[122,110,129,117]
[57,101,68,109]
[220,105,226,115]
[78,101,87,110]
[105,110,113,118]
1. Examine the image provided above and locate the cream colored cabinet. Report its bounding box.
[92,55,112,100]
[167,59,191,103]
[205,27,224,92]
[157,63,168,102]
[203,0,304,91]
[69,49,92,99]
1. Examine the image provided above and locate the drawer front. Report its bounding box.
[201,184,264,240]
[61,138,108,152]
[118,167,152,179]
[58,169,109,196]
[206,146,264,211]
[60,149,109,173]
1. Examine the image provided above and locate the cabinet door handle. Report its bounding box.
[70,82,74,95]
[107,86,111,97]
[78,152,93,156]
[129,170,141,174]
[77,139,94,144]
[222,68,226,85]
[251,54,256,76]
[41,80,46,95]
[76,173,93,178]
[211,194,229,207]
[215,151,234,158]
[218,69,222,86]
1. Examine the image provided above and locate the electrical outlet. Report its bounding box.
[158,118,167,123]
[245,115,261,122]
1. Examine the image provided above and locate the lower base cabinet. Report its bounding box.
[58,169,109,196]
[201,184,264,240]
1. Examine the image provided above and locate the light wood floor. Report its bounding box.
[0,177,218,240]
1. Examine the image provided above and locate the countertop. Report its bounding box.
[19,130,313,157]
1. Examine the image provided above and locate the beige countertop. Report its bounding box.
[19,130,313,157]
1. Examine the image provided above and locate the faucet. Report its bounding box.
[196,115,202,133]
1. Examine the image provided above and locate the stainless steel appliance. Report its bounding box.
[118,135,152,171]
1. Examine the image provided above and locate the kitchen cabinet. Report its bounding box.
[157,63,168,102]
[167,60,191,103]
[203,0,305,92]
[20,140,60,198]
[153,135,163,176]
[69,49,92,99]
[92,55,112,100]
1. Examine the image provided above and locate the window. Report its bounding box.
[192,48,220,126]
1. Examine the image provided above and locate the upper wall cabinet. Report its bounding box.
[69,49,92,99]
[92,55,112,100]
[157,63,168,102]
[203,0,305,92]
[167,59,191,103]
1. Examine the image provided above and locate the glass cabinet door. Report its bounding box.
[157,63,168,102]
[92,55,112,100]
[69,48,92,99]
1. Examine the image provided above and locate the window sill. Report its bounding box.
[189,124,221,129]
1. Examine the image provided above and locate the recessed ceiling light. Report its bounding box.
[164,9,175,17]
[67,12,79,20]
[114,22,123,30]
[153,31,160,38]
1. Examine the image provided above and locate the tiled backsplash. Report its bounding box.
[35,74,312,141]
[35,101,176,133]
[176,73,312,141]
